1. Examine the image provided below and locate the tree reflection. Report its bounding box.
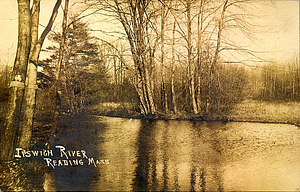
[132,120,153,191]
[44,115,101,191]
[133,120,225,191]
[190,167,196,191]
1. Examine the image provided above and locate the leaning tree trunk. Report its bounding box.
[18,0,40,149]
[0,0,31,161]
[19,0,62,149]
[113,0,156,116]
[206,0,228,115]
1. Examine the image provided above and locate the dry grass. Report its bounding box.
[229,99,300,126]
[86,102,139,117]
[87,100,300,126]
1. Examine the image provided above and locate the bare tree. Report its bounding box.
[1,0,62,160]
[1,0,31,161]
[186,0,198,114]
[85,0,266,117]
[205,0,228,114]
[89,0,158,115]
[160,0,168,112]
[51,0,69,138]
[19,0,62,149]
[171,21,178,114]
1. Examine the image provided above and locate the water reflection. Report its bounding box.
[92,117,141,191]
[131,120,226,191]
[43,115,102,191]
[3,116,299,191]
[95,118,299,191]
[93,118,300,191]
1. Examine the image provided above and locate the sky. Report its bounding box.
[0,0,299,66]
[249,0,299,63]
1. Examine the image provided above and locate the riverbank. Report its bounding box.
[228,99,300,127]
[86,100,300,127]
[0,99,299,128]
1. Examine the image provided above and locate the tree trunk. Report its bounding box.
[51,0,68,138]
[149,48,155,103]
[161,4,168,113]
[196,0,204,114]
[18,0,41,149]
[206,0,228,115]
[143,62,156,114]
[113,0,156,116]
[187,0,198,114]
[171,21,177,114]
[19,0,62,149]
[1,0,31,161]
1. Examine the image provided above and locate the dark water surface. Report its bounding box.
[10,116,300,191]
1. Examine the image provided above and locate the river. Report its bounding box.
[7,115,300,191]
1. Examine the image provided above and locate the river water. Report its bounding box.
[8,116,300,191]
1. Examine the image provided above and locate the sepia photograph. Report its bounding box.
[0,0,299,191]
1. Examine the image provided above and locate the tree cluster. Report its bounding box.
[85,0,255,117]
[259,59,300,101]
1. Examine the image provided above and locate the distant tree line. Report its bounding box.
[259,59,300,101]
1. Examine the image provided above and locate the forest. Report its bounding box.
[0,0,299,162]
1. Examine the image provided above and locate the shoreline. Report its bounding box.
[94,114,300,127]
[81,111,300,128]
[1,99,299,129]
[85,99,300,127]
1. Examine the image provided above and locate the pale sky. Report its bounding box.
[0,0,299,66]
[247,0,299,63]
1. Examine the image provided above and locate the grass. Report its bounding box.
[87,100,300,126]
[228,99,300,126]
[86,102,140,117]
[0,99,299,127]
